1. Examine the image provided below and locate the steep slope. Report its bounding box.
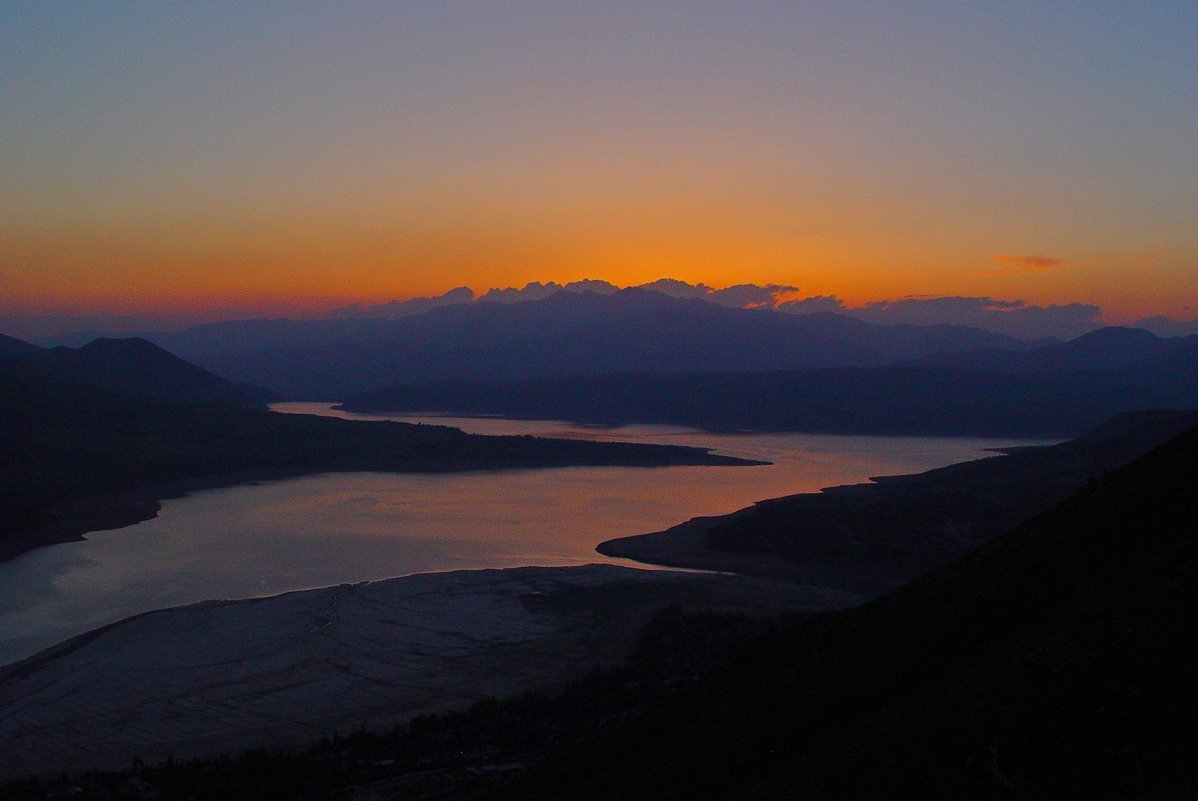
[509,422,1198,800]
[0,333,41,359]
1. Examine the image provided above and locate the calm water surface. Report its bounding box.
[0,403,1046,664]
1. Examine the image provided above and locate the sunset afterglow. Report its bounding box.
[3,3,1195,323]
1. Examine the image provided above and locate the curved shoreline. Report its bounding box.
[596,503,911,597]
[1,453,764,566]
[598,409,1198,596]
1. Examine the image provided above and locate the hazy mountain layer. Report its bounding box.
[914,325,1198,373]
[41,290,1032,399]
[338,328,1198,437]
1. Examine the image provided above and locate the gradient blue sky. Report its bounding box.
[2,2,1195,321]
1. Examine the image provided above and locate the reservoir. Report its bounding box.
[0,403,1043,665]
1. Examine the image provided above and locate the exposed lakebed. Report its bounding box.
[0,403,1041,665]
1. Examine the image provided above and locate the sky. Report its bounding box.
[2,2,1196,324]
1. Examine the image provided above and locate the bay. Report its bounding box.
[0,403,1044,665]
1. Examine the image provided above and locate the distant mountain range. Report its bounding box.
[16,279,1198,346]
[12,307,1195,438]
[914,325,1198,373]
[339,327,1198,437]
[319,278,1198,340]
[34,289,1038,399]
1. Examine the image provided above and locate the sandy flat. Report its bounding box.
[0,564,855,778]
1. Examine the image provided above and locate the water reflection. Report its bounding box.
[0,404,1045,665]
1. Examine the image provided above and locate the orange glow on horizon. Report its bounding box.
[3,5,1194,331]
[3,194,1194,323]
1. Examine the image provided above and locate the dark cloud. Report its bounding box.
[478,278,796,308]
[480,280,620,303]
[989,254,1066,274]
[635,279,798,307]
[336,281,1108,340]
[707,283,800,308]
[330,286,474,318]
[775,295,848,315]
[565,279,621,295]
[17,278,1191,346]
[479,281,565,303]
[780,295,1104,340]
[635,278,714,300]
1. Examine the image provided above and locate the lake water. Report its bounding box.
[0,403,1045,665]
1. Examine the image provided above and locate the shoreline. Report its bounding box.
[0,466,341,565]
[333,400,1076,439]
[595,504,913,597]
[1,451,764,567]
[598,410,1198,595]
[0,563,859,778]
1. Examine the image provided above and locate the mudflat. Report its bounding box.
[0,564,852,779]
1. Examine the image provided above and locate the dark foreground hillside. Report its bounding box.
[600,409,1198,593]
[5,421,1195,800]
[506,422,1198,800]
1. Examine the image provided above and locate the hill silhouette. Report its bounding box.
[500,419,1198,799]
[0,333,40,359]
[7,337,276,407]
[915,326,1197,373]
